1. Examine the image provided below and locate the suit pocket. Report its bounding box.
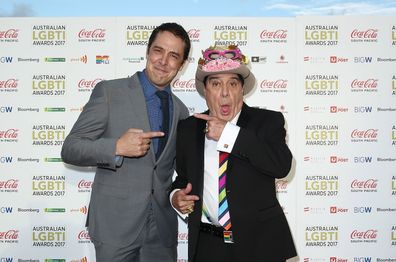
[93,182,128,199]
[257,204,284,222]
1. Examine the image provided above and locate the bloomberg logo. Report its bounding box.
[0,57,13,63]
[354,207,372,213]
[354,57,373,63]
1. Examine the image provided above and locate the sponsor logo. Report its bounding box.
[303,56,326,63]
[251,56,267,64]
[392,125,396,146]
[32,226,66,247]
[354,106,373,113]
[330,156,348,164]
[44,158,63,163]
[304,25,339,46]
[32,175,66,197]
[188,29,200,42]
[305,124,339,146]
[303,155,327,164]
[0,78,19,93]
[0,129,19,143]
[0,57,13,63]
[377,57,396,62]
[330,56,348,63]
[96,55,110,64]
[17,208,40,213]
[354,156,373,163]
[350,129,378,143]
[78,28,106,42]
[260,29,287,43]
[70,55,88,64]
[0,179,19,193]
[392,176,396,196]
[0,207,13,213]
[32,25,66,46]
[70,257,88,262]
[351,179,378,193]
[392,25,396,46]
[171,78,196,93]
[77,230,91,244]
[303,207,327,215]
[351,78,378,93]
[330,106,348,113]
[178,232,188,244]
[305,175,339,197]
[0,28,19,42]
[329,206,348,214]
[350,229,378,243]
[354,57,373,63]
[17,57,40,63]
[305,225,339,247]
[78,78,103,92]
[260,79,288,93]
[213,25,248,47]
[392,225,396,245]
[0,229,19,244]
[77,180,93,193]
[122,57,144,64]
[70,206,88,214]
[354,207,372,213]
[276,54,288,64]
[44,57,66,62]
[353,258,372,262]
[275,180,288,193]
[350,29,378,43]
[330,257,348,262]
[0,106,13,113]
[0,156,13,164]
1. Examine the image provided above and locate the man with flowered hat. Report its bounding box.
[171,45,297,261]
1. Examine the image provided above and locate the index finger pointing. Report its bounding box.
[141,131,165,138]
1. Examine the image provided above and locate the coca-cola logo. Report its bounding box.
[172,79,195,89]
[260,79,288,89]
[350,229,378,239]
[351,29,378,39]
[0,179,19,189]
[0,79,19,89]
[77,230,91,240]
[187,29,200,39]
[78,180,93,189]
[0,129,19,139]
[178,232,188,241]
[78,29,106,39]
[351,79,378,88]
[0,29,19,39]
[275,180,288,190]
[351,179,378,189]
[260,29,287,39]
[78,78,103,88]
[351,129,378,139]
[0,230,19,239]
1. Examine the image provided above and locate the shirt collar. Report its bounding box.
[139,70,172,98]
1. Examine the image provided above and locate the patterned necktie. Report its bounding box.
[218,151,231,231]
[155,90,169,159]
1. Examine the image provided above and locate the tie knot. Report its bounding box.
[156,90,169,100]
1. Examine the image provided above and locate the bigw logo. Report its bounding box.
[0,57,13,63]
[0,258,14,262]
[0,157,13,163]
[354,156,373,163]
[354,106,373,113]
[354,207,372,213]
[0,106,12,113]
[0,207,13,213]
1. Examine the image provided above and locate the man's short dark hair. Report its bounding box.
[204,74,245,87]
[148,22,191,61]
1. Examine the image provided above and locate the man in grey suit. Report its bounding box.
[61,22,191,262]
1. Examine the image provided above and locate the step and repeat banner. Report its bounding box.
[0,16,395,261]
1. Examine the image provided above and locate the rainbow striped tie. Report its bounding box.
[218,152,231,230]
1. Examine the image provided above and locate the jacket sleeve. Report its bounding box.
[231,111,292,178]
[61,81,118,170]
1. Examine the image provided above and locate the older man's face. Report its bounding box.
[204,73,244,121]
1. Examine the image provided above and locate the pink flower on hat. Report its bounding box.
[202,58,241,72]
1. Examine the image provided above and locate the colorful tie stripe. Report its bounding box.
[219,152,231,231]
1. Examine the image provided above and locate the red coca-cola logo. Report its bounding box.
[351,179,378,189]
[260,79,288,89]
[275,180,288,190]
[77,230,91,240]
[172,79,195,89]
[351,79,378,88]
[0,29,19,39]
[351,129,378,139]
[188,29,200,39]
[78,29,106,39]
[178,232,188,240]
[260,29,287,39]
[0,79,19,89]
[78,180,93,189]
[0,179,19,189]
[350,229,377,239]
[78,78,103,88]
[0,129,19,139]
[0,230,19,239]
[351,29,378,39]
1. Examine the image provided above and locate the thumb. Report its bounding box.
[182,183,192,195]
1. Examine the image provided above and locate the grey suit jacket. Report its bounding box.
[61,73,189,247]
